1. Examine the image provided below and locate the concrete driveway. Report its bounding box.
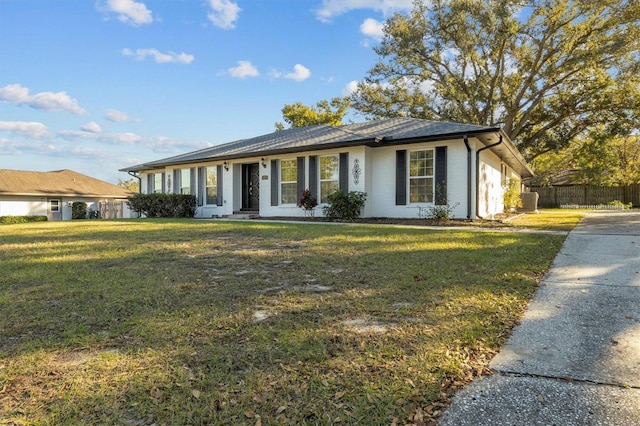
[439,211,640,425]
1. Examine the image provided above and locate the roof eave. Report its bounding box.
[120,126,534,179]
[477,130,534,178]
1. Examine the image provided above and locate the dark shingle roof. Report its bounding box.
[0,169,135,198]
[121,117,532,176]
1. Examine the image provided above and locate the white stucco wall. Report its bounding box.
[0,196,48,216]
[476,150,517,218]
[259,148,367,218]
[368,139,472,219]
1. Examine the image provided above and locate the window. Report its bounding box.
[320,154,339,203]
[409,150,434,203]
[280,159,297,204]
[205,167,217,205]
[180,169,191,194]
[153,173,163,193]
[50,199,60,212]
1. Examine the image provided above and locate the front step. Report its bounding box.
[222,213,260,220]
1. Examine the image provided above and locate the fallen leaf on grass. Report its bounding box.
[191,389,201,399]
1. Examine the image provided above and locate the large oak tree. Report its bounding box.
[351,0,640,160]
[275,97,351,130]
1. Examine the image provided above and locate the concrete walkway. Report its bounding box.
[439,211,640,425]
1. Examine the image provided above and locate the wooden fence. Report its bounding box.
[528,185,640,208]
[99,201,125,219]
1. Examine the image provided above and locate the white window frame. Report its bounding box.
[319,154,339,204]
[409,149,434,203]
[280,159,297,205]
[49,199,60,212]
[205,166,217,205]
[153,173,163,193]
[180,169,191,195]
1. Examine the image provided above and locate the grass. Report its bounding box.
[505,208,586,231]
[0,216,572,425]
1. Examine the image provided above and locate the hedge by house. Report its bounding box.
[127,193,197,218]
[0,216,48,224]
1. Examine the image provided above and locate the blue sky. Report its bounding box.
[0,0,414,184]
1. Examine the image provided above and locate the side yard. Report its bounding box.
[0,216,572,425]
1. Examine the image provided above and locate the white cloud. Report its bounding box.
[315,0,413,23]
[57,127,210,155]
[149,136,212,153]
[81,121,102,133]
[122,48,194,64]
[343,80,360,96]
[418,79,436,94]
[104,109,139,123]
[360,18,384,40]
[207,0,241,29]
[102,0,153,26]
[0,83,86,115]
[284,64,311,82]
[58,129,143,145]
[0,121,50,139]
[227,60,259,79]
[0,137,55,156]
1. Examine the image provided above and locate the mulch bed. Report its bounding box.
[255,215,518,228]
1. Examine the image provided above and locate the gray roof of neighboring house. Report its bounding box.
[121,117,533,177]
[0,169,135,198]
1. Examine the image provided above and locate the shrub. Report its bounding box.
[0,215,48,224]
[71,202,88,219]
[127,193,197,218]
[607,200,632,209]
[322,191,367,221]
[503,178,522,210]
[298,189,318,216]
[418,201,460,221]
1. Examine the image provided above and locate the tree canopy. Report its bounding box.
[117,178,139,192]
[275,97,351,130]
[351,0,640,160]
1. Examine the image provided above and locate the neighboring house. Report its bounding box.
[0,169,135,221]
[120,118,533,220]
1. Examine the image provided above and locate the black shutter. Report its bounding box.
[161,172,166,193]
[435,146,447,205]
[147,174,153,194]
[308,155,318,199]
[271,160,279,206]
[396,150,407,205]
[339,152,348,193]
[297,157,305,202]
[173,170,180,194]
[217,165,224,206]
[197,167,205,206]
[190,167,197,196]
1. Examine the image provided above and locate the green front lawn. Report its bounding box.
[1,219,567,425]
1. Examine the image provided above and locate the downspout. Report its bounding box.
[127,171,142,218]
[475,135,503,219]
[127,171,141,194]
[463,136,472,219]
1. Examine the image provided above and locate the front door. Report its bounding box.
[48,199,62,221]
[242,163,260,211]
